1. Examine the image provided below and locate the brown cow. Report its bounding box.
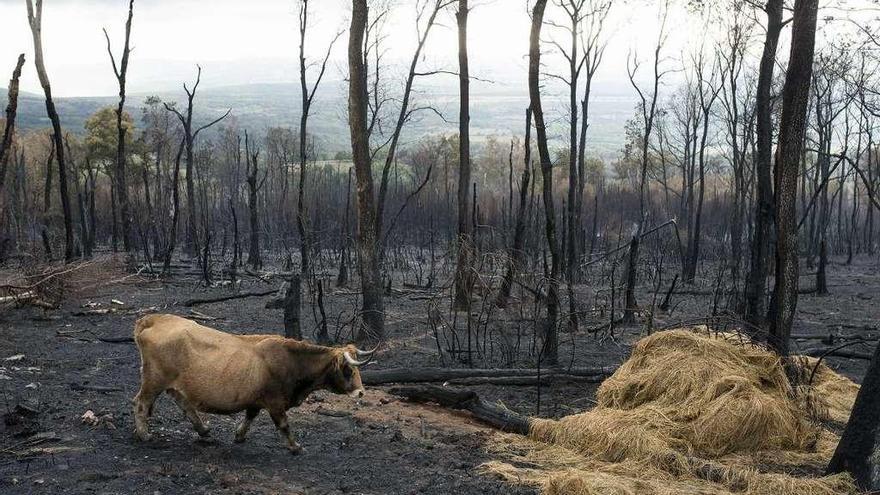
[131,314,374,454]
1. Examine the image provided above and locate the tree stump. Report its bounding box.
[284,274,302,339]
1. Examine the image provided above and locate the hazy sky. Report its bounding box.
[0,0,713,97]
[0,0,866,98]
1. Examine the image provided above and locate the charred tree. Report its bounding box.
[26,0,75,262]
[296,0,340,278]
[0,55,25,191]
[348,0,384,343]
[827,340,880,491]
[164,66,230,258]
[2,55,25,260]
[529,0,560,365]
[496,109,533,308]
[284,274,302,340]
[768,0,819,355]
[623,1,668,323]
[162,138,185,276]
[103,0,134,252]
[244,132,266,270]
[453,0,474,310]
[744,0,783,325]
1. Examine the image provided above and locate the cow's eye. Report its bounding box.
[343,366,353,379]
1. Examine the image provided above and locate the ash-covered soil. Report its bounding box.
[0,255,875,494]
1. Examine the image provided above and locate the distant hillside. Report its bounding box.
[2,82,634,158]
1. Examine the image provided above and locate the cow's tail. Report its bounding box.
[133,314,160,343]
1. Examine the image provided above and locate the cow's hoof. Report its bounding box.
[234,435,247,444]
[288,444,304,455]
[135,430,152,442]
[196,427,211,438]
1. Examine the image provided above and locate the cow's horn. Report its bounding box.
[343,351,369,367]
[355,345,378,357]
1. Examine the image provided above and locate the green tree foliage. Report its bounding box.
[84,107,134,161]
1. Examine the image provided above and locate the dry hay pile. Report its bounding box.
[483,328,861,495]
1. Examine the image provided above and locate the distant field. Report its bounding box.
[2,82,634,159]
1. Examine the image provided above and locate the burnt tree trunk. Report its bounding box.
[826,340,880,490]
[744,0,783,325]
[0,55,25,190]
[245,132,264,270]
[768,0,818,356]
[496,109,533,308]
[26,0,75,262]
[162,138,185,276]
[564,1,581,331]
[296,0,338,279]
[41,141,55,259]
[104,0,134,252]
[284,274,302,340]
[529,0,560,365]
[349,0,384,343]
[453,0,474,311]
[163,67,230,259]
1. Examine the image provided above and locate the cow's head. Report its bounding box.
[328,345,375,398]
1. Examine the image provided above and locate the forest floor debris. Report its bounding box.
[0,257,876,493]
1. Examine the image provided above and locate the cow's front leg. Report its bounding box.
[167,389,210,438]
[269,409,303,455]
[234,408,260,443]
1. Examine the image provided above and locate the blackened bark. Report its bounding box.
[768,0,818,355]
[827,340,880,490]
[349,0,384,343]
[0,55,25,188]
[163,67,230,258]
[497,109,533,308]
[453,0,474,310]
[26,0,75,262]
[529,0,560,365]
[163,137,185,276]
[296,0,338,279]
[245,132,263,270]
[104,0,134,252]
[284,274,302,340]
[744,0,783,325]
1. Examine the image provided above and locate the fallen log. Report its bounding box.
[802,347,873,360]
[0,291,36,304]
[362,366,616,385]
[73,308,116,316]
[181,288,277,307]
[444,374,606,386]
[389,385,529,434]
[70,383,123,392]
[792,333,879,344]
[389,386,755,490]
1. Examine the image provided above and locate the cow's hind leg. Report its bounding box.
[268,409,303,455]
[234,408,260,443]
[133,385,161,441]
[167,389,210,437]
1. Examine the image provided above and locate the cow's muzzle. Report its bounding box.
[349,388,365,398]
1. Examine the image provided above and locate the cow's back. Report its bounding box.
[134,314,271,412]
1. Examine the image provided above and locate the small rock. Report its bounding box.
[81,410,99,426]
[111,299,125,306]
[25,382,39,389]
[4,354,24,362]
